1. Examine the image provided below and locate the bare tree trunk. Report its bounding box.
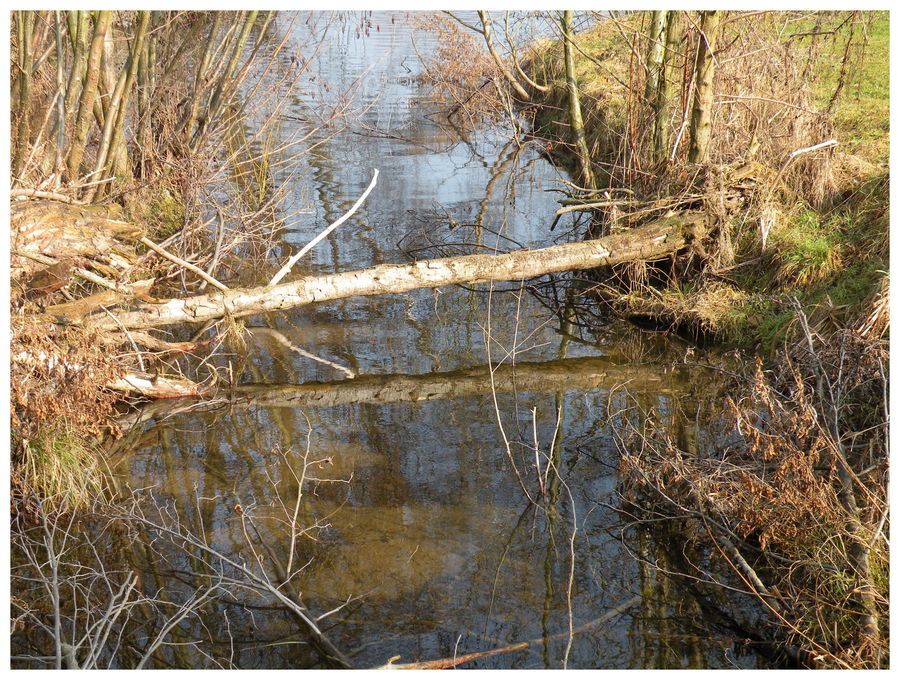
[560,10,596,189]
[62,11,90,127]
[179,13,223,147]
[66,10,112,181]
[651,11,683,164]
[12,11,35,184]
[197,10,259,145]
[135,28,153,176]
[644,10,667,104]
[688,10,721,164]
[81,213,705,330]
[86,11,150,200]
[42,11,69,181]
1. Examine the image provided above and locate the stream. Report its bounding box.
[115,12,764,669]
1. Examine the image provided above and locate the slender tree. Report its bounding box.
[12,11,35,183]
[477,10,531,100]
[651,11,683,164]
[688,10,721,164]
[198,10,260,143]
[87,10,150,198]
[644,10,667,104]
[66,10,112,181]
[179,13,224,146]
[560,10,596,189]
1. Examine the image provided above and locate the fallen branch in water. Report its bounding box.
[374,595,641,669]
[81,213,707,331]
[109,370,215,399]
[268,168,379,286]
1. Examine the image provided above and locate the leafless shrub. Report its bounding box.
[413,12,511,125]
[615,318,888,668]
[11,439,355,669]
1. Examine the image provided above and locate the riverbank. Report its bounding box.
[520,11,888,668]
[525,11,888,352]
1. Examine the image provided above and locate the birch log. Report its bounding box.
[85,213,706,331]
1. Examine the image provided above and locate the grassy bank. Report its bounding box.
[527,10,888,351]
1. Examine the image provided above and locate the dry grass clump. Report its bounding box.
[855,273,888,341]
[616,281,748,339]
[11,317,124,506]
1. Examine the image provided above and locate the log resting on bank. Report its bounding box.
[86,213,707,331]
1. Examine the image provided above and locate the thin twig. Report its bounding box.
[139,236,229,292]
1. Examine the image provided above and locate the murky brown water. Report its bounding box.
[113,12,762,669]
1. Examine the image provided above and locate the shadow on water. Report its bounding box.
[94,11,771,669]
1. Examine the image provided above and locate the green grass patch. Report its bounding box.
[727,172,887,349]
[768,209,843,287]
[805,11,889,165]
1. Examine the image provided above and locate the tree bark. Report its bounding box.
[560,10,596,189]
[87,10,150,199]
[82,213,705,330]
[652,11,683,164]
[688,10,721,164]
[644,10,667,104]
[12,11,35,183]
[63,10,90,118]
[179,13,223,146]
[198,10,258,144]
[67,10,111,181]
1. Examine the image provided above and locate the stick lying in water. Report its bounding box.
[268,168,379,286]
[373,595,641,669]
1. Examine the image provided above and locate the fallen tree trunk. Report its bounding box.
[11,199,142,279]
[86,213,706,330]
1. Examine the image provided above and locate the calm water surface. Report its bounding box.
[119,12,759,669]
